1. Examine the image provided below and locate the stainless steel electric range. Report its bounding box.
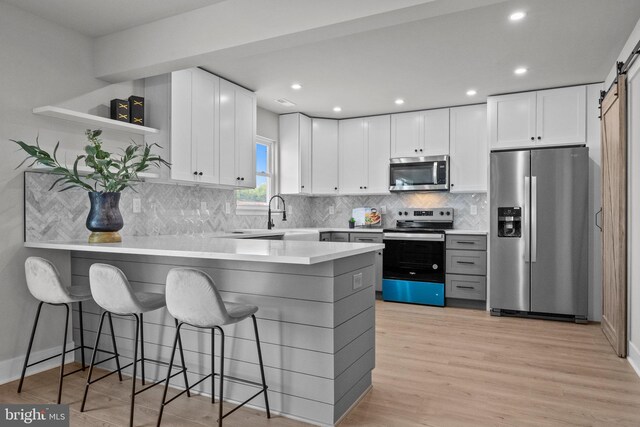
[382,207,453,306]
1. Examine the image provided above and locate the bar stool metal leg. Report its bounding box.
[81,311,107,412]
[107,312,123,381]
[130,313,140,427]
[56,303,70,404]
[216,326,225,427]
[210,328,215,404]
[17,301,44,394]
[175,319,191,398]
[252,315,271,418]
[157,323,181,427]
[78,301,86,370]
[139,313,146,386]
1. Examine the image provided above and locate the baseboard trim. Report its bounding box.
[0,342,75,385]
[628,341,640,379]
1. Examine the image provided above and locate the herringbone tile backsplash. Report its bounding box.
[25,172,488,241]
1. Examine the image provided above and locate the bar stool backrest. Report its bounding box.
[89,263,140,315]
[165,268,231,327]
[25,257,70,304]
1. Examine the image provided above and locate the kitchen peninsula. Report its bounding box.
[25,235,382,426]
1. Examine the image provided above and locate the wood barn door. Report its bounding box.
[600,76,628,357]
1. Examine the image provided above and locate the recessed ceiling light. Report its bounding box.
[514,67,528,75]
[291,83,302,90]
[395,98,405,105]
[466,89,477,96]
[333,106,342,112]
[510,11,526,21]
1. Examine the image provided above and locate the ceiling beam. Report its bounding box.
[93,0,506,82]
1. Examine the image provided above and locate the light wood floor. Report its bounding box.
[3,301,640,426]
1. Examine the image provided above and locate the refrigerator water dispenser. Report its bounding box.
[497,207,522,237]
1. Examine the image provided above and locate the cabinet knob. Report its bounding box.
[451,183,455,187]
[530,137,535,141]
[419,149,423,152]
[199,172,203,176]
[241,177,245,181]
[359,186,363,189]
[236,177,240,180]
[364,186,367,189]
[334,187,338,190]
[414,149,418,153]
[301,185,304,188]
[537,136,542,140]
[193,171,198,175]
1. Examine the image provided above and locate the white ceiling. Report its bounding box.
[197,0,640,117]
[1,0,226,37]
[4,0,640,117]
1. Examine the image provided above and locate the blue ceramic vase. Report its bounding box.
[86,192,123,243]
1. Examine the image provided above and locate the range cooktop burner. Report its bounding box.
[385,207,454,233]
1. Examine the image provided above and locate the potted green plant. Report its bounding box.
[13,129,169,243]
[348,217,356,229]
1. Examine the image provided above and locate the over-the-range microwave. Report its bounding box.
[389,155,449,192]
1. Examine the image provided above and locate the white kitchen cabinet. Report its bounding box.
[366,115,391,193]
[338,118,366,194]
[168,68,255,188]
[279,113,312,194]
[311,118,339,194]
[449,104,487,193]
[170,68,220,184]
[391,108,449,158]
[536,86,586,146]
[423,108,450,156]
[488,85,586,150]
[339,115,391,195]
[218,79,256,188]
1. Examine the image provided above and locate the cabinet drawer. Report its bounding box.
[319,232,331,242]
[446,249,487,275]
[446,274,486,300]
[350,233,383,243]
[446,235,487,250]
[331,232,350,242]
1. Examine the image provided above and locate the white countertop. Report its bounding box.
[24,235,384,265]
[237,228,488,235]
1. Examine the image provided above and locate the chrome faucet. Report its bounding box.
[267,195,287,229]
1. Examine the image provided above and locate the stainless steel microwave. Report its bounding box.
[389,155,449,192]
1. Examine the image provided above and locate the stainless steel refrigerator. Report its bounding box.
[490,146,589,322]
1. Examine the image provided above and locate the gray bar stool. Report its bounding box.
[18,257,122,404]
[157,268,270,427]
[82,263,190,427]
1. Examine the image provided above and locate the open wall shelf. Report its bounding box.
[33,106,160,135]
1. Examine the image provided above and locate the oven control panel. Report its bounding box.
[396,207,453,221]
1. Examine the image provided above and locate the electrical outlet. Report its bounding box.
[329,205,335,215]
[225,202,231,214]
[200,201,207,211]
[381,205,387,214]
[470,205,478,216]
[288,205,293,215]
[132,198,141,214]
[352,272,363,290]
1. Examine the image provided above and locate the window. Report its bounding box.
[236,136,275,212]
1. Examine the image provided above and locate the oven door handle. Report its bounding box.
[383,233,444,242]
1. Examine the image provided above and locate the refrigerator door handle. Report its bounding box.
[531,176,538,263]
[524,176,530,263]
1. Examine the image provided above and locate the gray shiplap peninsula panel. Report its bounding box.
[70,251,376,425]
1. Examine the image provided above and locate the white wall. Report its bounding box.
[0,2,142,383]
[605,17,640,88]
[257,107,278,141]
